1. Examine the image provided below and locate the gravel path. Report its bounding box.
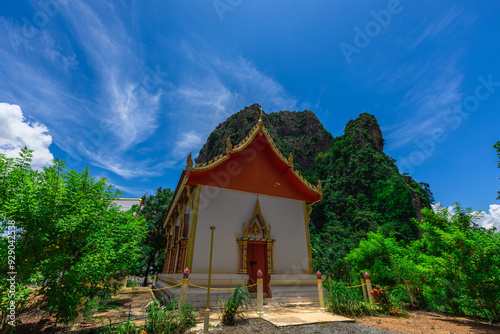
[190,317,395,334]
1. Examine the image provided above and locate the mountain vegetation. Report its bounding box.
[307,113,433,279]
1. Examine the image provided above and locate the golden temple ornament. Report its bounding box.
[186,153,193,170]
[226,137,233,153]
[288,153,294,167]
[249,220,262,235]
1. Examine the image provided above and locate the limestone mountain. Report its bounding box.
[196,103,334,172]
[308,113,432,277]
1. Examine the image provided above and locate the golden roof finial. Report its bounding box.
[226,137,233,153]
[288,153,294,167]
[317,179,322,194]
[258,107,263,126]
[186,153,193,170]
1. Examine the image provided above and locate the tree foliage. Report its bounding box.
[0,148,146,325]
[136,187,173,285]
[347,205,500,322]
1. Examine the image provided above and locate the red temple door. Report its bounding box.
[247,242,270,297]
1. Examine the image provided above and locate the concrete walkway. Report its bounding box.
[189,303,353,331]
[258,312,353,327]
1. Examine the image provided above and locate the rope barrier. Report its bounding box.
[382,284,404,291]
[188,283,258,290]
[117,283,182,292]
[345,282,367,289]
[100,281,259,293]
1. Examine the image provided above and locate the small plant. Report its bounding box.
[371,285,402,316]
[98,318,139,334]
[143,299,196,334]
[96,299,196,334]
[126,280,139,288]
[218,284,251,325]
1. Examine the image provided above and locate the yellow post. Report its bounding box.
[405,280,417,306]
[256,269,264,317]
[360,273,368,302]
[121,276,127,289]
[152,271,158,286]
[180,268,190,306]
[204,226,216,334]
[365,272,374,303]
[69,312,83,331]
[69,282,90,331]
[316,271,325,312]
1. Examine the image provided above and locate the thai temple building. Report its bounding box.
[156,113,323,305]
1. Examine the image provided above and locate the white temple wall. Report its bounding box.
[191,186,310,274]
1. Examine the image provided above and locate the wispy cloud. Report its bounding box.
[0,0,166,177]
[0,3,297,178]
[384,58,463,151]
[409,6,465,48]
[172,131,204,160]
[59,0,164,148]
[166,42,298,160]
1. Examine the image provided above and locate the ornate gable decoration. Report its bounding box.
[243,197,271,239]
[184,112,322,197]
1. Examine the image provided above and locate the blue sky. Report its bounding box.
[1,0,500,226]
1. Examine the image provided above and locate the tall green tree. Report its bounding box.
[137,187,173,286]
[0,148,146,326]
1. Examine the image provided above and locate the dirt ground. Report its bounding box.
[15,288,154,333]
[356,310,500,334]
[13,290,500,333]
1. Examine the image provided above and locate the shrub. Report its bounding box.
[370,285,404,316]
[143,299,196,334]
[323,278,375,317]
[96,298,196,334]
[218,284,250,325]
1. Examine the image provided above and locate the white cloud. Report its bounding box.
[0,103,53,169]
[432,202,500,231]
[476,204,500,230]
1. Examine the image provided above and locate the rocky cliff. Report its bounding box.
[196,103,334,171]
